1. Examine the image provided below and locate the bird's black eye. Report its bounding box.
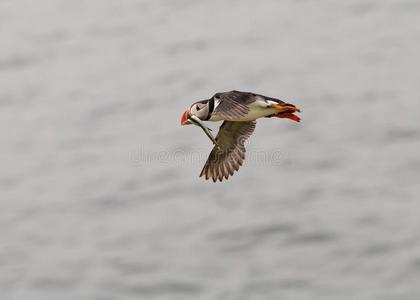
[196,105,201,111]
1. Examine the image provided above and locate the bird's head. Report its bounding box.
[181,100,210,125]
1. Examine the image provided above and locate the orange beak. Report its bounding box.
[181,108,192,125]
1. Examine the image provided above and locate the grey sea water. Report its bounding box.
[1,0,420,299]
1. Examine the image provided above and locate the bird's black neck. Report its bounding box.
[206,97,215,120]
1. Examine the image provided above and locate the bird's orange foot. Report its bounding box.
[270,104,301,113]
[272,113,300,122]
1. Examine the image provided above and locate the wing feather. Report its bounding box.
[211,91,255,120]
[199,120,256,182]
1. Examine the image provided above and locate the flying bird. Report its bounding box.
[181,90,300,182]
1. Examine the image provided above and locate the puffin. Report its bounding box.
[181,90,300,182]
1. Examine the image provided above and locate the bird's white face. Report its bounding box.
[190,102,209,120]
[180,101,209,125]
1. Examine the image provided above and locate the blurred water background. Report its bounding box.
[1,0,420,299]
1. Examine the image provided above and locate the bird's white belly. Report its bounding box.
[235,106,278,121]
[209,101,278,122]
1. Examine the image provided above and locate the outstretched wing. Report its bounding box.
[200,120,256,182]
[211,91,255,120]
